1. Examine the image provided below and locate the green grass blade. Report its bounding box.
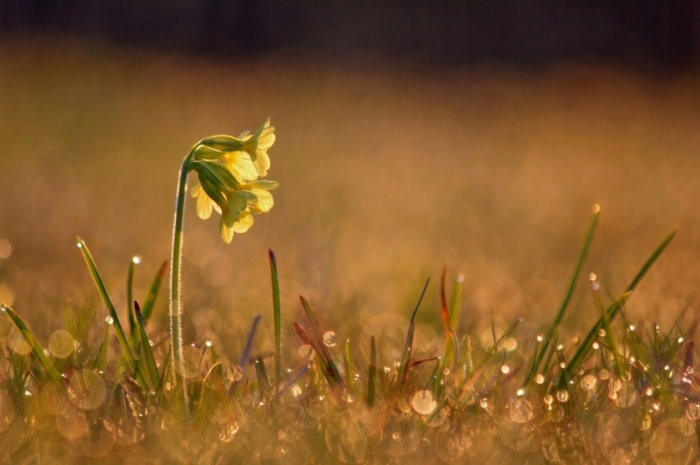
[269,250,282,392]
[93,325,110,372]
[345,338,355,391]
[564,230,676,382]
[525,207,599,386]
[254,355,271,393]
[141,260,167,323]
[1,305,62,384]
[127,258,136,339]
[134,301,160,392]
[367,336,377,407]
[398,279,430,386]
[292,321,339,385]
[299,296,343,385]
[77,238,136,374]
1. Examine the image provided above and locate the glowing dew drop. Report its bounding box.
[411,390,437,415]
[322,331,337,347]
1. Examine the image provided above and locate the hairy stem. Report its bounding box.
[170,154,193,413]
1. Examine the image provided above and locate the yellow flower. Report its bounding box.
[200,119,275,177]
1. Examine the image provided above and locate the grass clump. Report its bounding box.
[0,121,696,464]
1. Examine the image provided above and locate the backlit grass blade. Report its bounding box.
[228,315,261,398]
[254,355,271,393]
[141,260,167,323]
[93,325,110,372]
[269,250,282,392]
[127,258,136,339]
[77,238,136,374]
[564,230,676,382]
[134,301,160,392]
[293,321,339,385]
[525,206,599,386]
[367,336,377,407]
[299,296,343,385]
[1,305,61,384]
[345,338,355,391]
[398,279,430,386]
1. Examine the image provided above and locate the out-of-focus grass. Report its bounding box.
[1,35,699,357]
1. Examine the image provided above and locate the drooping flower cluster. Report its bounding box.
[189,119,278,242]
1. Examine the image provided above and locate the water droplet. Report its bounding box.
[581,374,597,391]
[219,421,240,443]
[131,256,141,265]
[589,272,597,281]
[610,378,622,392]
[479,398,489,409]
[76,242,83,248]
[291,384,302,397]
[559,362,566,369]
[600,369,610,380]
[298,344,315,360]
[645,387,654,396]
[556,390,569,403]
[556,344,563,351]
[536,335,543,342]
[598,328,606,337]
[322,331,337,347]
[68,369,106,410]
[411,390,437,415]
[342,389,355,404]
[629,325,635,331]
[543,394,553,405]
[509,399,533,424]
[503,338,517,352]
[678,337,685,344]
[105,316,114,325]
[516,389,525,397]
[49,330,74,358]
[443,367,451,376]
[592,342,600,350]
[501,365,510,374]
[535,374,545,385]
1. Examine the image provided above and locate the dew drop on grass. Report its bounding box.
[0,391,14,432]
[598,328,606,337]
[219,421,240,443]
[503,338,517,352]
[556,390,569,403]
[68,369,106,410]
[105,316,114,325]
[49,329,74,358]
[650,419,697,465]
[8,329,31,355]
[509,399,533,424]
[411,390,437,415]
[298,344,315,360]
[534,374,545,385]
[501,365,510,374]
[131,255,141,264]
[687,403,700,421]
[600,369,610,380]
[543,395,553,405]
[322,331,337,347]
[581,374,597,391]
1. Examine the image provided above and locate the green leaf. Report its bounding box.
[269,250,282,392]
[1,305,62,384]
[525,207,599,386]
[77,238,136,374]
[564,230,676,382]
[134,301,160,392]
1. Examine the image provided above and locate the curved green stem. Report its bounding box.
[170,153,194,413]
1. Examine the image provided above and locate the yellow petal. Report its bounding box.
[219,218,234,243]
[251,190,273,213]
[240,180,278,191]
[232,212,254,233]
[224,151,258,182]
[227,191,248,215]
[256,128,275,150]
[195,188,214,220]
[191,182,202,199]
[253,150,270,177]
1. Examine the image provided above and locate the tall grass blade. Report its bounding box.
[525,207,599,386]
[134,301,160,392]
[127,258,136,339]
[398,279,430,386]
[367,336,377,407]
[564,230,676,382]
[141,260,167,323]
[77,238,136,374]
[269,250,282,392]
[293,321,340,385]
[1,305,61,384]
[228,315,261,398]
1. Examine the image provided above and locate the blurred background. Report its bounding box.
[0,1,699,360]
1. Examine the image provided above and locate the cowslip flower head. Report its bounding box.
[200,118,275,177]
[188,119,278,243]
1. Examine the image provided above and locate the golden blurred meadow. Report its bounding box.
[1,35,700,363]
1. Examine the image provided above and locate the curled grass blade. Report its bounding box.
[134,301,160,392]
[299,296,343,385]
[525,207,599,386]
[77,238,136,374]
[398,279,430,386]
[141,260,167,323]
[564,230,676,382]
[1,305,62,384]
[269,250,282,391]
